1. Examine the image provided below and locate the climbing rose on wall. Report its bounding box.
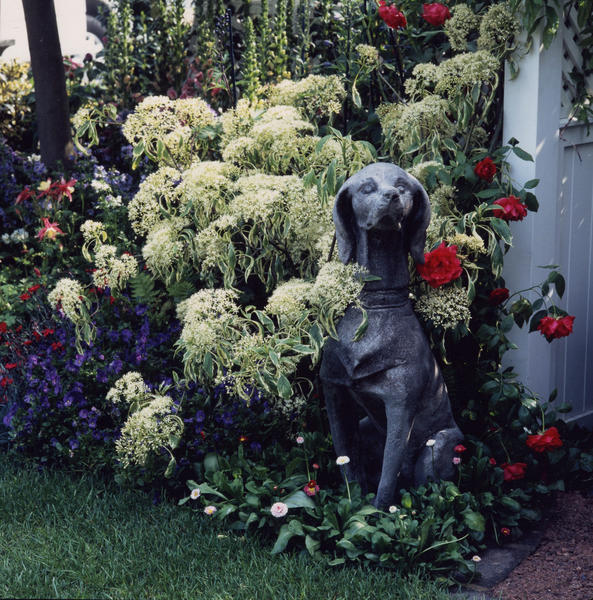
[493,195,528,221]
[416,242,462,288]
[474,157,497,182]
[378,1,407,29]
[526,427,563,452]
[501,462,527,481]
[421,3,451,26]
[537,315,575,341]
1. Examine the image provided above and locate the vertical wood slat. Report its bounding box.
[555,133,593,422]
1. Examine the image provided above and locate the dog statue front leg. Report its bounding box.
[374,404,413,509]
[323,383,367,491]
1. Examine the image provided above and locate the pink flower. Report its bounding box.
[15,186,35,204]
[270,502,288,518]
[452,457,461,465]
[37,218,65,241]
[52,178,76,203]
[296,435,305,445]
[304,480,320,497]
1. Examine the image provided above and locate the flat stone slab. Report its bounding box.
[449,518,549,599]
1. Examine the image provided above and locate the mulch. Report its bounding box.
[489,491,593,600]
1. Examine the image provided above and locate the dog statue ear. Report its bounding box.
[333,182,356,264]
[407,179,431,265]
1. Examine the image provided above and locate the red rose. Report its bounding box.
[454,444,467,453]
[526,426,563,453]
[474,157,497,182]
[501,462,527,481]
[489,457,497,465]
[501,527,511,536]
[378,0,407,29]
[537,315,575,341]
[0,322,6,334]
[27,284,41,294]
[421,3,451,26]
[493,195,528,221]
[19,292,31,301]
[416,242,463,288]
[489,287,509,305]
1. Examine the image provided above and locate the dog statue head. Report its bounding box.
[333,163,431,265]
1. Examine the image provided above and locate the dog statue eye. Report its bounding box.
[360,182,377,194]
[397,185,407,194]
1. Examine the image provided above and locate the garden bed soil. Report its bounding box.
[458,491,593,600]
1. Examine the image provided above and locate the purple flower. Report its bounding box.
[135,304,148,316]
[69,438,79,450]
[195,409,205,423]
[121,329,133,343]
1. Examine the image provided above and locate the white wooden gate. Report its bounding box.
[503,15,593,426]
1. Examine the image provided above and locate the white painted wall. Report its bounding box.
[503,28,593,426]
[0,0,86,61]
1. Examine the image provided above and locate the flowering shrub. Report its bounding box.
[3,0,593,581]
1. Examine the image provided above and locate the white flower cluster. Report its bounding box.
[80,219,107,244]
[378,96,455,157]
[1,228,29,244]
[128,167,184,236]
[222,105,316,175]
[265,74,346,120]
[142,219,187,279]
[47,278,85,323]
[177,288,240,356]
[106,372,148,406]
[265,279,313,321]
[308,261,365,316]
[115,395,182,467]
[92,244,139,290]
[414,285,471,330]
[434,51,500,99]
[122,96,216,166]
[179,161,237,228]
[444,4,480,52]
[446,232,486,255]
[477,2,519,55]
[356,44,380,69]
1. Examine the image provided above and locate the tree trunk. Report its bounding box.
[22,0,73,170]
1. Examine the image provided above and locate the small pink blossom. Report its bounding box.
[453,457,461,465]
[270,502,288,518]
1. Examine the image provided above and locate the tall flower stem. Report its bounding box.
[388,29,405,97]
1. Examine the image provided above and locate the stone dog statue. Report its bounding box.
[320,162,463,509]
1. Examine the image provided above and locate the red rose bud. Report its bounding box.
[33,267,41,277]
[474,157,497,182]
[19,292,31,301]
[501,527,511,536]
[537,315,575,341]
[501,462,527,481]
[489,457,497,465]
[454,444,467,453]
[27,284,41,294]
[421,2,451,26]
[526,426,563,453]
[312,463,320,470]
[489,287,509,305]
[4,363,17,369]
[493,195,528,221]
[378,0,407,29]
[416,242,463,288]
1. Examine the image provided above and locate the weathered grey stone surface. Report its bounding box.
[320,163,463,508]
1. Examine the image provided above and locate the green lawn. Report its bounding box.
[0,457,479,599]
